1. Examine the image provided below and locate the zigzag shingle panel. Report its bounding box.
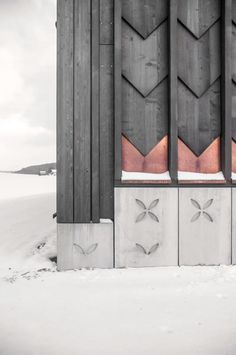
[122,20,168,97]
[178,0,221,39]
[178,79,221,156]
[122,78,168,156]
[122,0,168,39]
[178,21,220,98]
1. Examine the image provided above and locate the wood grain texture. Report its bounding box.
[92,0,100,222]
[122,135,168,173]
[179,188,231,265]
[178,0,221,39]
[178,138,221,173]
[57,223,113,270]
[122,20,168,97]
[122,0,168,39]
[74,0,91,222]
[169,0,178,181]
[100,0,114,44]
[122,78,168,155]
[115,188,178,267]
[232,23,236,83]
[178,79,221,156]
[100,46,114,218]
[57,0,74,223]
[178,21,221,98]
[233,0,236,24]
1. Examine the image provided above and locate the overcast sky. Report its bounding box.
[0,0,56,170]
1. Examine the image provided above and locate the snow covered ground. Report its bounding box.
[0,173,236,355]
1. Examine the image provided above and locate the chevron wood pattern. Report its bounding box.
[120,0,169,170]
[233,23,236,83]
[122,0,168,39]
[178,0,221,39]
[122,78,168,155]
[122,135,168,173]
[122,20,168,97]
[233,0,236,24]
[178,80,221,156]
[178,21,220,98]
[177,1,221,161]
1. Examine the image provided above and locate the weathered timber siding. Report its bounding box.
[57,0,114,223]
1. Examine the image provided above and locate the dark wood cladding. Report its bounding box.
[115,0,169,177]
[100,46,114,218]
[74,0,91,222]
[57,0,236,225]
[222,0,232,181]
[57,0,114,223]
[232,0,236,171]
[177,1,222,161]
[169,0,178,181]
[100,0,114,44]
[57,0,74,223]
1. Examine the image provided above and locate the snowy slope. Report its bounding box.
[0,173,236,355]
[0,173,56,272]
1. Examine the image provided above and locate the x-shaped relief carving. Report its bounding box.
[135,198,159,223]
[190,198,214,223]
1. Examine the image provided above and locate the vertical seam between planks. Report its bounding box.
[72,0,75,223]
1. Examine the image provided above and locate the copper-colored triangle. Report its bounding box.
[232,140,236,173]
[178,138,220,173]
[122,135,168,173]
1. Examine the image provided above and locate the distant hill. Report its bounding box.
[15,163,56,175]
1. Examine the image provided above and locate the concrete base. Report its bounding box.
[115,188,178,267]
[57,223,113,270]
[179,188,231,265]
[57,188,236,269]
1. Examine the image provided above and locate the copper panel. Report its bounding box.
[232,140,236,173]
[122,135,168,173]
[178,138,221,173]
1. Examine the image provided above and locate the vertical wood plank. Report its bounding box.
[222,0,232,181]
[92,0,100,222]
[100,0,114,44]
[100,46,114,218]
[114,0,122,181]
[57,0,74,223]
[169,0,178,181]
[74,0,91,222]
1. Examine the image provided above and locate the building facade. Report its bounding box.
[57,0,236,269]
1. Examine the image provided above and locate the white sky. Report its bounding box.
[0,0,56,170]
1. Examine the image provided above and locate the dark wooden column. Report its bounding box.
[222,0,232,181]
[169,0,178,181]
[114,0,122,181]
[57,0,74,223]
[57,0,114,224]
